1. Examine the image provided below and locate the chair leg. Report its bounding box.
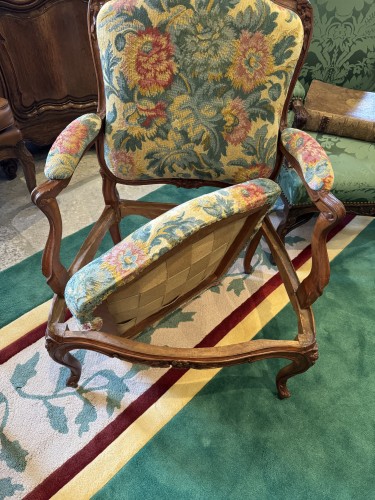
[276,343,318,399]
[0,158,18,180]
[16,141,36,193]
[45,337,82,387]
[243,230,262,274]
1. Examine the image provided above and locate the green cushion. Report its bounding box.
[278,132,375,205]
[301,0,375,92]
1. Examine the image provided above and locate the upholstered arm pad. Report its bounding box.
[45,113,102,180]
[65,179,280,328]
[281,128,334,191]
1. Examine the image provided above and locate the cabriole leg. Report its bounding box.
[276,344,318,399]
[45,337,82,387]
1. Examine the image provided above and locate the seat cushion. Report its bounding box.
[65,178,280,328]
[278,132,375,205]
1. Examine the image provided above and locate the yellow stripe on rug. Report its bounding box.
[0,300,51,349]
[52,215,373,499]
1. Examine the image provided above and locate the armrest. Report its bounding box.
[44,113,102,180]
[281,128,334,192]
[32,115,102,296]
[279,128,345,308]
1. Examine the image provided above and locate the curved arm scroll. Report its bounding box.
[296,190,345,308]
[32,179,71,296]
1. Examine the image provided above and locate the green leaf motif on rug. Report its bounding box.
[9,352,146,437]
[10,353,39,389]
[0,478,24,500]
[138,308,196,344]
[0,393,28,474]
[227,278,246,297]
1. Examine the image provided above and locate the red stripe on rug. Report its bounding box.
[0,312,71,365]
[0,322,47,365]
[24,214,354,500]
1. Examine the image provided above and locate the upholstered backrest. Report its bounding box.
[300,0,375,92]
[96,0,303,184]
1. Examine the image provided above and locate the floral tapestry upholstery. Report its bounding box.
[281,128,334,191]
[65,178,280,328]
[278,132,375,205]
[96,0,303,183]
[45,114,102,180]
[300,0,375,92]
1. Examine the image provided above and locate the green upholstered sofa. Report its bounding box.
[277,0,375,238]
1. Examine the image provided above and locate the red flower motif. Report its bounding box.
[223,98,252,145]
[111,0,137,12]
[137,101,168,129]
[109,149,137,178]
[103,240,147,275]
[124,28,176,96]
[54,122,89,155]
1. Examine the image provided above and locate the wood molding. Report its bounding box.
[0,0,98,144]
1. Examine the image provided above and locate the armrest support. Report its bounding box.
[44,113,102,180]
[290,80,308,129]
[279,128,346,308]
[31,179,71,296]
[34,113,102,294]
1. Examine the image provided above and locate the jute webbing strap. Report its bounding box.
[107,217,247,335]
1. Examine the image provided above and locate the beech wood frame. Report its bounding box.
[32,0,345,399]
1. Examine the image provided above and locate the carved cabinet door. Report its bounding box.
[0,0,98,145]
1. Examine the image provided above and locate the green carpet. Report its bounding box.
[93,220,375,500]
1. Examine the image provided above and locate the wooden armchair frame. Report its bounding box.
[32,0,345,399]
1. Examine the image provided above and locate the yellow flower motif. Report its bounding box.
[227,31,274,92]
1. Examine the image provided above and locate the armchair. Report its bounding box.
[277,0,375,239]
[32,0,345,398]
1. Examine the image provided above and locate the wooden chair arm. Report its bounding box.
[278,135,346,308]
[31,179,72,296]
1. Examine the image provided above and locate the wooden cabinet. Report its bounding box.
[0,0,98,145]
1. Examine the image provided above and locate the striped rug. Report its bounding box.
[0,188,373,499]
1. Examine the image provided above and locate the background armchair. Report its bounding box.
[32,0,345,398]
[277,0,375,239]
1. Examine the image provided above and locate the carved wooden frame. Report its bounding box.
[32,0,345,398]
[0,0,98,145]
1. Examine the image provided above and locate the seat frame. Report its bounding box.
[32,0,345,399]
